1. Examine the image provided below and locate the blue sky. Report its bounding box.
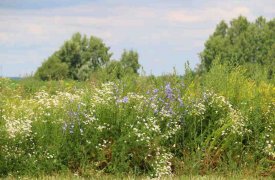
[0,0,274,77]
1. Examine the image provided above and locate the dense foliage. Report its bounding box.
[199,16,275,79]
[34,55,69,81]
[35,33,141,81]
[99,50,141,81]
[35,33,113,80]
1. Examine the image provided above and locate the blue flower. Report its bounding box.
[122,96,129,103]
[165,83,173,100]
[153,88,159,94]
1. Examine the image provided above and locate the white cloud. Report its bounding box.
[0,2,253,50]
[0,32,9,42]
[165,6,252,24]
[166,11,203,23]
[27,24,45,35]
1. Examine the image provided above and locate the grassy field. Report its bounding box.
[3,170,274,180]
[3,173,273,180]
[0,63,274,179]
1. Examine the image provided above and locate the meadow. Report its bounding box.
[0,62,274,179]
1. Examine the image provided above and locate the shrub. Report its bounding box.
[35,56,69,81]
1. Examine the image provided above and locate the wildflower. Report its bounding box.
[165,83,173,99]
[69,123,74,134]
[62,122,68,131]
[158,98,164,103]
[153,88,159,94]
[122,96,129,103]
[178,97,183,107]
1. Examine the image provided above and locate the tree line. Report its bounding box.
[35,16,275,81]
[199,16,275,79]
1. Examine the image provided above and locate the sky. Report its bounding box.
[0,0,274,77]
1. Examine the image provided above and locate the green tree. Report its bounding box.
[35,55,69,81]
[227,16,249,44]
[199,35,229,71]
[199,16,275,75]
[57,35,82,79]
[36,32,112,80]
[213,20,228,37]
[120,50,141,74]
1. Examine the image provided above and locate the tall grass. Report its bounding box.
[0,63,274,178]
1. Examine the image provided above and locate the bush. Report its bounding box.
[35,56,69,81]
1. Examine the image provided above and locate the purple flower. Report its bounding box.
[153,88,159,94]
[165,83,173,99]
[122,96,129,103]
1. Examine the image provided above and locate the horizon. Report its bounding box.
[0,0,274,77]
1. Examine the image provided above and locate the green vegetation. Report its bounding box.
[4,171,273,180]
[35,55,69,81]
[1,16,274,179]
[35,33,141,81]
[199,16,275,80]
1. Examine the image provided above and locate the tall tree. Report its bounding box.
[120,50,141,74]
[199,16,275,73]
[36,32,112,80]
